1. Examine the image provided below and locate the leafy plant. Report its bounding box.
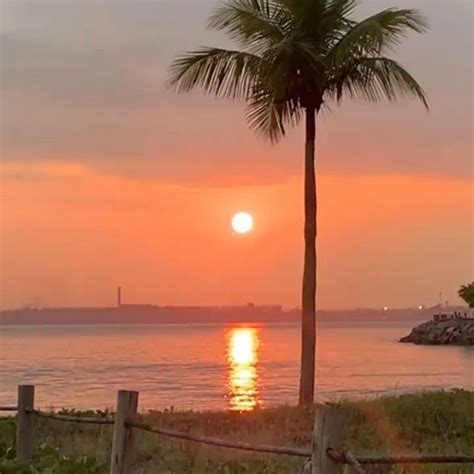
[0,419,107,474]
[458,282,474,308]
[57,408,114,419]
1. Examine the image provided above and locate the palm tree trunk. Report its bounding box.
[298,106,317,406]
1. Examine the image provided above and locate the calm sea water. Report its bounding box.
[0,322,472,411]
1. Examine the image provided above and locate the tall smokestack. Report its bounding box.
[117,286,122,307]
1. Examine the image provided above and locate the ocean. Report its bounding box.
[0,322,472,411]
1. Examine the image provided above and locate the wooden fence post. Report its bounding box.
[16,385,35,461]
[312,405,346,474]
[110,390,139,474]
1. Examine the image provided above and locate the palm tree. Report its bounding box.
[169,0,428,405]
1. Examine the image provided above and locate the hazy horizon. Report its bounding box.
[1,0,473,311]
[0,295,469,312]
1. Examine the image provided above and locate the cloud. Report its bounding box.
[0,0,472,184]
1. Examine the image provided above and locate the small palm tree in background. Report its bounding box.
[169,0,428,405]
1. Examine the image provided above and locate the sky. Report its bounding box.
[0,0,473,310]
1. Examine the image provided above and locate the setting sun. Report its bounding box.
[231,212,253,234]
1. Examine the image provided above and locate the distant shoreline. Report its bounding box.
[0,305,432,326]
[0,320,422,329]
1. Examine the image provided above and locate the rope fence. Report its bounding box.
[2,385,473,474]
[326,448,474,465]
[30,409,114,425]
[126,420,311,457]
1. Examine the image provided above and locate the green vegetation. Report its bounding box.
[458,282,474,308]
[0,420,106,473]
[1,391,473,473]
[168,0,429,405]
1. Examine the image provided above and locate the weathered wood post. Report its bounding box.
[110,390,139,474]
[312,404,346,474]
[16,384,35,461]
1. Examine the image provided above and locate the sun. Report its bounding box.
[231,212,253,234]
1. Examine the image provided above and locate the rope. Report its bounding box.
[126,420,311,457]
[327,448,474,465]
[0,406,17,412]
[327,449,366,472]
[344,450,366,473]
[357,455,474,465]
[29,409,114,425]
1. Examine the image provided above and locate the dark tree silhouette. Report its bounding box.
[458,282,474,308]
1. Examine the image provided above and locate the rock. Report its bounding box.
[400,318,474,346]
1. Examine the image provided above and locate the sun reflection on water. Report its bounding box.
[226,327,260,411]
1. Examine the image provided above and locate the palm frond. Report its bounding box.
[324,0,358,19]
[277,0,356,57]
[168,47,266,100]
[333,57,428,108]
[312,0,357,54]
[246,87,301,142]
[280,0,326,22]
[330,8,428,62]
[208,0,291,51]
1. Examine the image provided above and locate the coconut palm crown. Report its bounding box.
[169,0,428,405]
[169,0,427,140]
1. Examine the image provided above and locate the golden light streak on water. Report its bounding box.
[226,327,260,411]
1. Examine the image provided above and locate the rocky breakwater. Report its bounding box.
[400,318,474,345]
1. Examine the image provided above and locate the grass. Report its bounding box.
[1,390,473,473]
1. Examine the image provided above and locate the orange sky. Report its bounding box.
[0,0,473,310]
[1,161,472,309]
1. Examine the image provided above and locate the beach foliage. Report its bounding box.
[458,282,474,308]
[0,418,107,474]
[1,391,473,473]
